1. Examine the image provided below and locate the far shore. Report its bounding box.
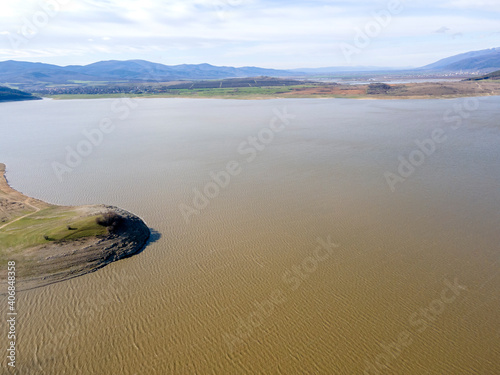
[37,80,500,101]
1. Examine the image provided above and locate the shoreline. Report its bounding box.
[0,163,151,292]
[32,80,500,101]
[41,92,500,101]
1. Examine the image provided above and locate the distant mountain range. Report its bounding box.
[0,60,295,85]
[0,47,499,88]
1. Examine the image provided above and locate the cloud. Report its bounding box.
[443,0,500,11]
[0,0,499,67]
[435,26,450,33]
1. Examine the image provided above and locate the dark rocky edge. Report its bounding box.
[18,205,151,291]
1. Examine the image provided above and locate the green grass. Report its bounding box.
[0,207,107,253]
[41,85,318,100]
[0,207,37,225]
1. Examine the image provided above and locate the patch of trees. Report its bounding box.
[467,70,500,81]
[366,83,393,95]
[96,212,124,233]
[0,86,40,102]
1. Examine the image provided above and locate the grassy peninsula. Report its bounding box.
[0,163,150,291]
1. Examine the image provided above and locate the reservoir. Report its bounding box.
[1,97,499,374]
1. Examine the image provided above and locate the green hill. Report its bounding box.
[467,70,500,81]
[421,48,500,72]
[0,86,41,102]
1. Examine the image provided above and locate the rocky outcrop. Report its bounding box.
[18,205,151,291]
[0,164,151,292]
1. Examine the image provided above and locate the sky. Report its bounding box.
[0,0,499,69]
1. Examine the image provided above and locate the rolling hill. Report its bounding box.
[0,86,41,102]
[466,69,500,81]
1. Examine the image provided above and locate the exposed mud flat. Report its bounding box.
[279,80,500,99]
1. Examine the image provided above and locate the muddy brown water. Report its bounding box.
[0,97,499,374]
